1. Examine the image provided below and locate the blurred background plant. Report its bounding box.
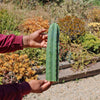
[0,9,21,34]
[15,48,46,66]
[92,0,100,6]
[58,15,85,42]
[19,16,49,34]
[0,0,37,9]
[70,43,97,70]
[86,7,100,22]
[88,22,100,38]
[81,33,100,54]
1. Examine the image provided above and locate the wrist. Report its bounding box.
[23,35,30,48]
[28,81,33,92]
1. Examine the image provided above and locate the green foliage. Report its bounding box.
[92,0,100,6]
[0,9,20,34]
[15,48,46,66]
[82,34,100,54]
[0,77,3,85]
[71,43,95,70]
[59,33,72,62]
[4,31,21,36]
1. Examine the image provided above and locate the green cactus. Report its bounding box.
[46,23,60,82]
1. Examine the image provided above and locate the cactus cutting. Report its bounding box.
[46,23,60,82]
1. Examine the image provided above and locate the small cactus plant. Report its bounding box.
[46,23,60,82]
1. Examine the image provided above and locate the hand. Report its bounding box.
[23,29,48,48]
[28,80,52,93]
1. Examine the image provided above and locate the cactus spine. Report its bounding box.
[46,23,60,82]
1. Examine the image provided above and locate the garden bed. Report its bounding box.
[35,56,100,74]
[36,56,100,84]
[39,61,100,84]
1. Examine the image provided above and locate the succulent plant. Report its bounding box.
[46,23,60,82]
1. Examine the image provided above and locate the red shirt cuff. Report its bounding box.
[20,82,31,96]
[13,35,23,50]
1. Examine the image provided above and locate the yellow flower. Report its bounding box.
[24,59,29,63]
[36,66,40,68]
[31,61,35,64]
[20,68,25,72]
[17,76,22,80]
[25,78,30,82]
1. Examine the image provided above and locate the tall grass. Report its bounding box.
[0,9,20,34]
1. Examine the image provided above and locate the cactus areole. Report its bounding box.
[46,23,60,82]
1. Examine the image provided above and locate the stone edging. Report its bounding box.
[39,62,100,84]
[35,56,100,74]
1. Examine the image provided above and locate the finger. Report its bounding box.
[42,34,48,40]
[41,41,47,48]
[36,29,47,35]
[39,80,45,86]
[41,82,52,91]
[42,44,47,48]
[44,80,48,83]
[44,80,53,84]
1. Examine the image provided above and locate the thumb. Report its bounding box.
[41,82,52,91]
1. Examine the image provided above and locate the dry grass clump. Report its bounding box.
[88,22,100,38]
[58,15,85,38]
[86,7,100,22]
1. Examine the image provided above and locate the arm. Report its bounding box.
[0,29,47,53]
[0,34,23,53]
[0,80,52,100]
[0,82,31,100]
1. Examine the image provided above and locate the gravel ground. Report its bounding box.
[23,74,100,100]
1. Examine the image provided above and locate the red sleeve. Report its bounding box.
[0,82,31,100]
[0,34,23,53]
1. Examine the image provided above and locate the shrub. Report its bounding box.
[92,0,100,6]
[0,53,38,84]
[0,0,37,9]
[70,43,96,70]
[59,33,71,61]
[82,33,100,54]
[86,7,100,22]
[88,22,100,38]
[58,15,85,40]
[19,16,49,34]
[58,15,85,61]
[0,9,20,34]
[65,0,92,18]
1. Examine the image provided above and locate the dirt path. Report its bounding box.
[23,74,100,100]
